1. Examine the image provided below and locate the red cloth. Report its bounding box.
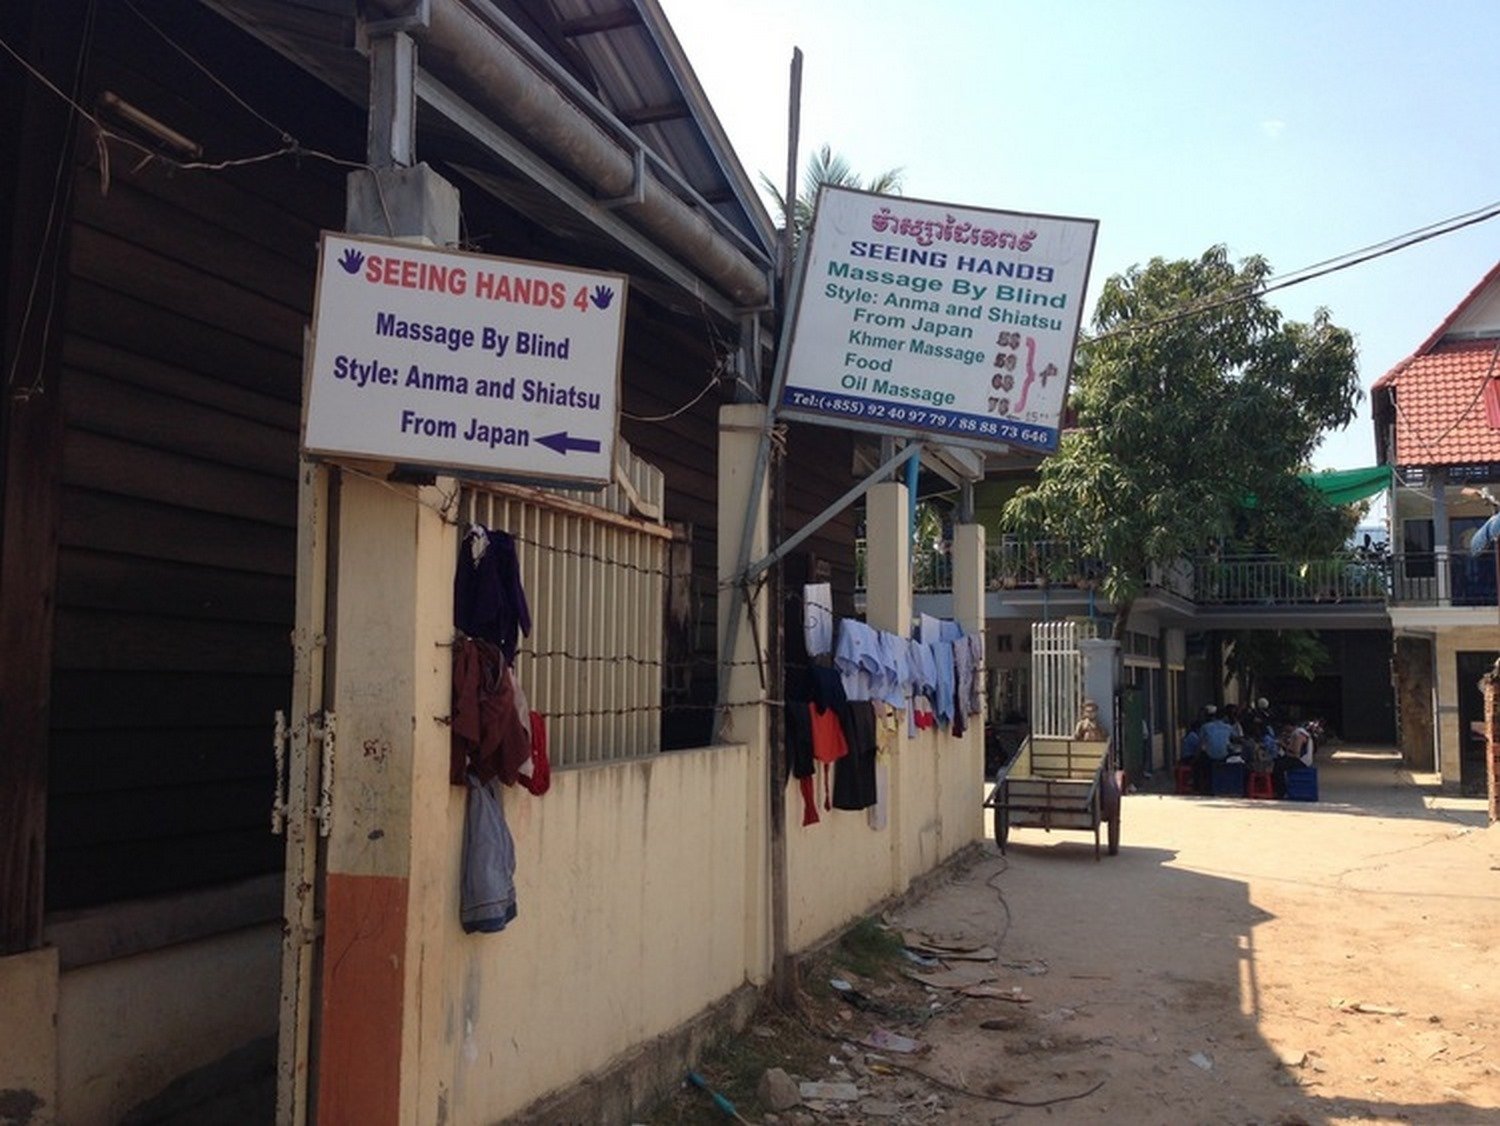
[519,711,551,796]
[451,639,530,786]
[798,775,820,826]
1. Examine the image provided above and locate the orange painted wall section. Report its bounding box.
[317,872,408,1126]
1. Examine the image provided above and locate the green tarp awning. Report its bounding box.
[1244,465,1391,509]
[1298,466,1392,507]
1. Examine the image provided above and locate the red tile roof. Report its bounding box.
[1381,338,1500,465]
[1373,260,1500,466]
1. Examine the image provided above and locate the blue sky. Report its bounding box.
[659,0,1500,473]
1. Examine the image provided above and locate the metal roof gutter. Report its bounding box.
[368,0,771,310]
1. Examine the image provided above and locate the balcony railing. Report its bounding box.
[1192,553,1388,606]
[858,540,1500,611]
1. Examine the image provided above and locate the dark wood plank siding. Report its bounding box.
[41,4,348,910]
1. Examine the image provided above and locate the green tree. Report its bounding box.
[1224,629,1328,704]
[760,144,903,245]
[1003,246,1361,638]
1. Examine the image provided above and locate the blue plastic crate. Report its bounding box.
[1211,762,1247,797]
[1284,767,1319,802]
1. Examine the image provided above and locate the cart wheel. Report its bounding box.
[1107,808,1121,856]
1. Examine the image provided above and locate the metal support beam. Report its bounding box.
[366,30,417,169]
[419,74,742,321]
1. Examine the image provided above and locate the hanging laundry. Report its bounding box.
[460,775,518,933]
[518,712,550,796]
[832,700,878,811]
[784,698,820,827]
[454,524,531,663]
[451,638,531,787]
[833,618,882,702]
[803,581,834,659]
[808,665,851,810]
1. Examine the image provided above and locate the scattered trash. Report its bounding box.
[899,948,941,968]
[799,1080,861,1102]
[829,978,876,1010]
[858,1098,903,1117]
[860,1027,925,1054]
[1188,1052,1214,1071]
[1002,960,1051,976]
[1039,1007,1078,1022]
[923,944,999,963]
[960,983,1032,1003]
[1279,1050,1308,1069]
[906,964,998,989]
[1345,1002,1407,1017]
[901,930,987,955]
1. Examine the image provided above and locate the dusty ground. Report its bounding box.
[650,747,1500,1124]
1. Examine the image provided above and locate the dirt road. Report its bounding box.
[886,747,1500,1124]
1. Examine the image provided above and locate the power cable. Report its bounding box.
[1089,199,1500,344]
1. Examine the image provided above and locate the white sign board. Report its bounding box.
[303,234,626,483]
[780,187,1097,453]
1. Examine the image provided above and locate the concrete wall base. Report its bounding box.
[509,984,761,1126]
[0,946,58,1125]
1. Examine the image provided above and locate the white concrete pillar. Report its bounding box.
[1079,637,1121,740]
[866,481,911,888]
[952,523,987,837]
[309,162,462,1126]
[716,403,771,978]
[318,476,457,1126]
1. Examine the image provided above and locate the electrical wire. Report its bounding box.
[1388,338,1500,462]
[3,0,98,397]
[1088,198,1500,344]
[622,365,724,422]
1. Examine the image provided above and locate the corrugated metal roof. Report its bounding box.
[198,0,776,309]
[542,0,777,256]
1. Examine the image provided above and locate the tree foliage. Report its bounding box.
[1002,246,1362,636]
[1224,629,1328,703]
[760,144,904,245]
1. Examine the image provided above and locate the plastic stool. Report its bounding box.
[1285,767,1319,802]
[1174,763,1195,794]
[1247,770,1274,799]
[1211,762,1247,797]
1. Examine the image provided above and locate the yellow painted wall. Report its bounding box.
[1434,625,1496,788]
[419,744,765,1125]
[55,925,279,1126]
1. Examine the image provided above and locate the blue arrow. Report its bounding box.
[536,431,601,456]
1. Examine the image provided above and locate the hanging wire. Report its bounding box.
[3,0,99,399]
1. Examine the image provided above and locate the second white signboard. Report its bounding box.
[780,186,1097,453]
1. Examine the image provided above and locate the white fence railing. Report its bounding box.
[459,443,671,767]
[1030,619,1097,738]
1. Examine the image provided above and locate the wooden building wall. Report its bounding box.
[41,3,353,910]
[6,0,860,919]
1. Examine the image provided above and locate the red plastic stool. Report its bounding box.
[1174,763,1195,794]
[1247,770,1274,800]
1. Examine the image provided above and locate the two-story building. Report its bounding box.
[1375,261,1500,793]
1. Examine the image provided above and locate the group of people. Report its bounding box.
[1180,698,1315,798]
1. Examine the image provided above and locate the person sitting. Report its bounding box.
[1180,720,1203,762]
[1073,698,1106,741]
[1271,722,1314,797]
[1193,707,1234,793]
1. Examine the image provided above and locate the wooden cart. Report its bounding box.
[984,736,1122,859]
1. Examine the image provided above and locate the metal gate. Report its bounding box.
[1030,620,1098,738]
